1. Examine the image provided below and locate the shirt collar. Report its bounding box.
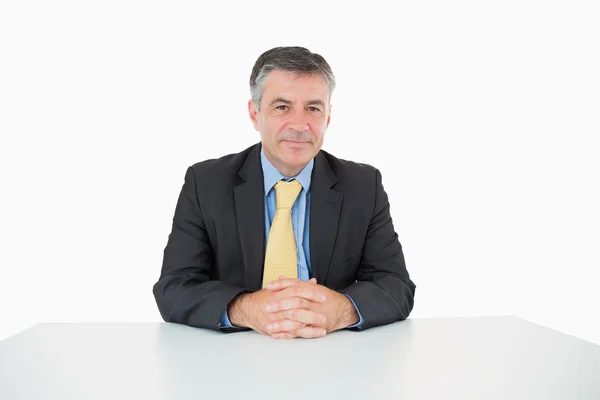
[260,147,314,196]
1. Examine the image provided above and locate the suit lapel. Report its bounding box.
[310,151,343,284]
[234,144,265,292]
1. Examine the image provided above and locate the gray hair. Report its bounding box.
[249,46,336,111]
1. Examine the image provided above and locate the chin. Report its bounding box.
[280,154,308,167]
[283,147,313,161]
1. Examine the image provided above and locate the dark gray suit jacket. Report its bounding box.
[153,143,416,332]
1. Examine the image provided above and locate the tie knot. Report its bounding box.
[274,180,302,210]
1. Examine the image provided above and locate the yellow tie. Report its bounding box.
[262,179,302,288]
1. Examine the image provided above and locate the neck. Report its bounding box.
[280,166,304,178]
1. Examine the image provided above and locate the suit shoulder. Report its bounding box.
[320,149,379,180]
[187,144,256,182]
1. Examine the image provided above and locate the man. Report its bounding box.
[153,46,416,339]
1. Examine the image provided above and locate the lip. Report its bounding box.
[282,140,309,144]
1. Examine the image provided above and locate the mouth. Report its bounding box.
[282,139,310,145]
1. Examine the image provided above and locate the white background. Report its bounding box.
[1,1,599,345]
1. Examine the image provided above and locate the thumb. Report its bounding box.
[309,278,317,284]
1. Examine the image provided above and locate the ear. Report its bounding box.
[326,104,332,129]
[248,100,260,131]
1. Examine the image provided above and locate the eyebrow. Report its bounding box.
[268,97,326,109]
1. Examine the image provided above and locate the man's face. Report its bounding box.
[249,70,331,174]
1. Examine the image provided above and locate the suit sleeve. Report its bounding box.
[153,166,250,333]
[341,168,416,330]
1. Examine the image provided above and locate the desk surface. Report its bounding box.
[1,316,599,399]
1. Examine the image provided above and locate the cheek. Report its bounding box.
[310,119,327,136]
[268,120,287,137]
[261,122,277,141]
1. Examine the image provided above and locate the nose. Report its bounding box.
[288,108,309,132]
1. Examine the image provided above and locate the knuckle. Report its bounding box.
[313,312,322,324]
[279,299,289,310]
[287,299,297,310]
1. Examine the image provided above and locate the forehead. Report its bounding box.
[262,70,329,102]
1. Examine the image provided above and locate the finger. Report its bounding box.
[272,326,327,339]
[263,277,295,291]
[265,278,299,290]
[277,285,327,303]
[266,319,306,334]
[266,278,322,293]
[267,296,318,313]
[267,308,327,326]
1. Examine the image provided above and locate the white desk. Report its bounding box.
[1,316,599,399]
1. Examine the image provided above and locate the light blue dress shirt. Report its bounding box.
[219,149,363,329]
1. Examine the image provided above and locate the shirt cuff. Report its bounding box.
[218,308,235,329]
[343,293,364,329]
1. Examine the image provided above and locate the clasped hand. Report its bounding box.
[246,277,351,339]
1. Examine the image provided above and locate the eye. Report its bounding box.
[276,105,289,111]
[308,107,321,112]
